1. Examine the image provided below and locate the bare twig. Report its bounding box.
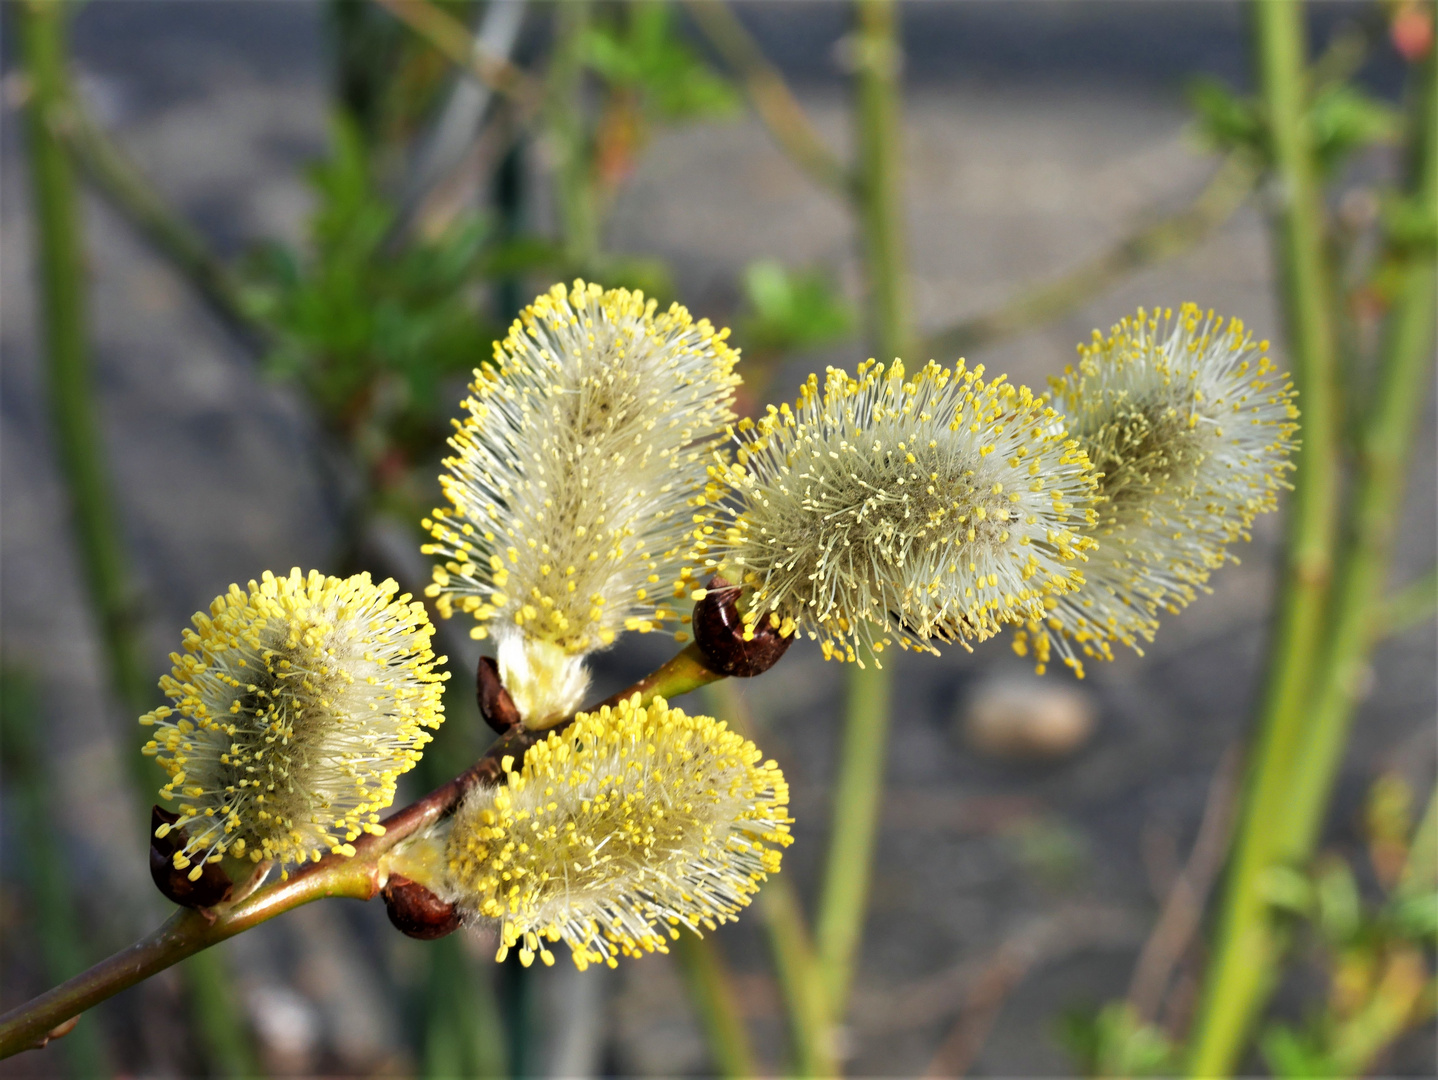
[683,0,854,198]
[1126,746,1242,1023]
[372,0,545,118]
[922,151,1260,359]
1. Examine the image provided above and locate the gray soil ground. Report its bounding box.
[2,3,1434,1077]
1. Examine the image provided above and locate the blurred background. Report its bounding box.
[1,1,1434,1077]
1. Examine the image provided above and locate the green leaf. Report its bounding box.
[1261,1024,1337,1078]
[1309,85,1402,175]
[1057,1003,1176,1078]
[739,260,854,354]
[1315,858,1363,945]
[586,1,738,121]
[1187,76,1265,156]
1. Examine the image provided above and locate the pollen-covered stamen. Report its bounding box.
[1014,303,1299,675]
[140,569,448,878]
[441,695,792,971]
[701,358,1098,666]
[422,280,739,675]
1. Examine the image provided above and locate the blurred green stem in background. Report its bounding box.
[672,931,758,1080]
[547,0,600,273]
[703,680,838,1077]
[1279,44,1436,862]
[19,3,261,1075]
[1381,566,1438,638]
[1188,1,1342,1070]
[422,936,507,1080]
[812,0,913,1049]
[1189,6,1436,1075]
[2,671,110,1079]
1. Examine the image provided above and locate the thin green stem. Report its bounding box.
[1275,47,1437,865]
[50,89,270,350]
[591,643,725,713]
[817,661,894,1030]
[22,0,150,720]
[371,0,544,112]
[850,0,912,366]
[703,681,837,1077]
[761,879,837,1077]
[672,932,759,1079]
[546,0,599,273]
[812,0,913,1044]
[3,671,111,1078]
[1187,3,1372,1074]
[1380,568,1438,638]
[20,5,258,1074]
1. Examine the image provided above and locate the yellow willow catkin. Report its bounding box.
[699,358,1098,666]
[423,280,738,724]
[1014,304,1298,675]
[441,696,791,971]
[141,569,446,878]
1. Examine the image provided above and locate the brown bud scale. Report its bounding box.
[383,874,462,940]
[149,805,232,909]
[477,655,522,734]
[692,576,793,678]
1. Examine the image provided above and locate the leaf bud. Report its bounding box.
[477,655,522,734]
[150,806,232,909]
[692,576,793,677]
[382,874,461,940]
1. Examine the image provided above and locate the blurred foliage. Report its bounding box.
[1257,775,1437,1079]
[586,2,740,122]
[582,2,738,226]
[1008,815,1092,893]
[1187,76,1401,176]
[1059,1002,1177,1079]
[738,260,854,356]
[329,0,473,169]
[239,116,499,477]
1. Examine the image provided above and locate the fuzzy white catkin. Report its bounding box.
[424,281,739,723]
[700,357,1098,666]
[141,569,446,877]
[1014,304,1298,676]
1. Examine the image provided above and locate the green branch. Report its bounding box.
[48,89,270,349]
[371,0,544,115]
[813,0,913,1047]
[1188,3,1401,1074]
[1275,44,1437,865]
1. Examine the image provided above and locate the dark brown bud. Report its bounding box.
[382,874,461,940]
[149,806,232,909]
[477,655,522,734]
[691,575,793,677]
